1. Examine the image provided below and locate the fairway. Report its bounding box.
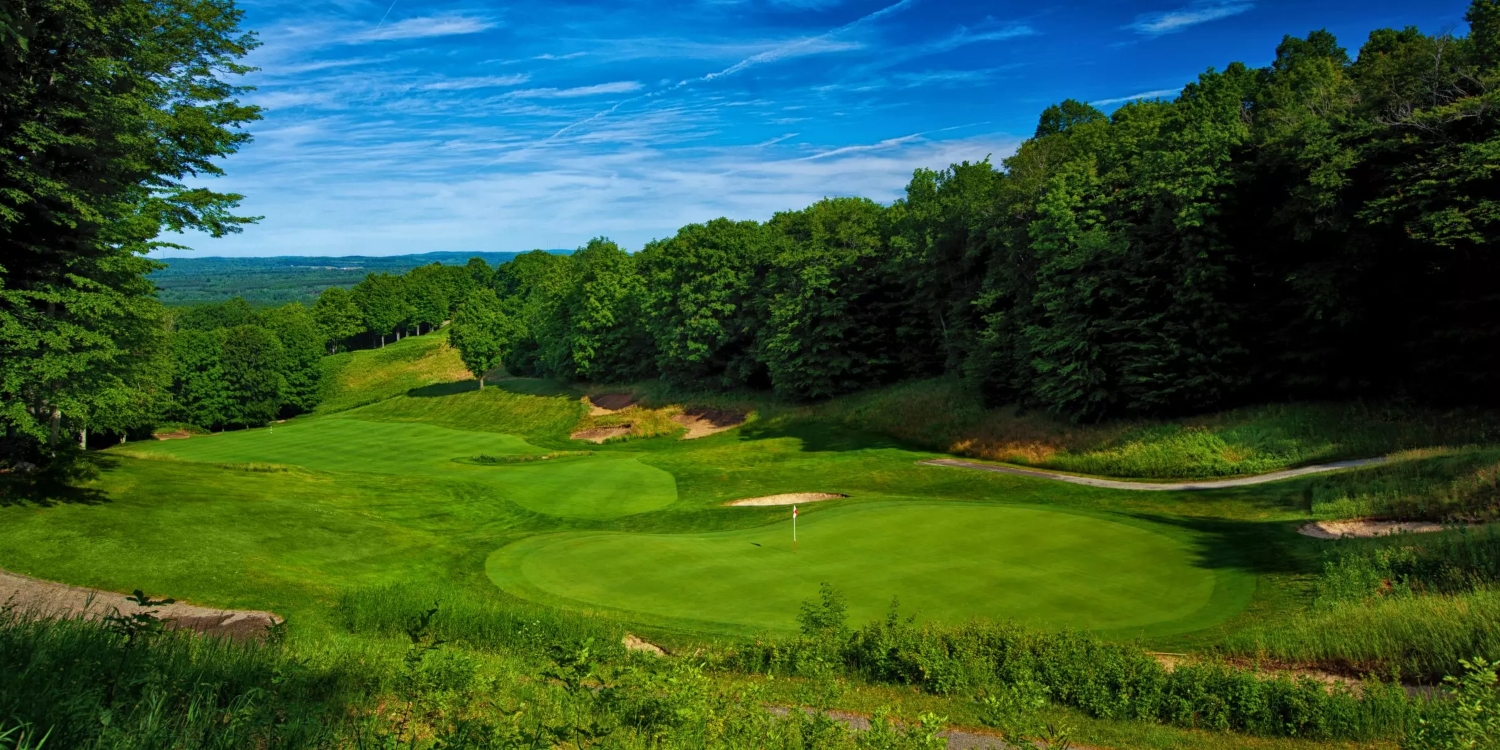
[488,502,1249,635]
[125,417,678,519]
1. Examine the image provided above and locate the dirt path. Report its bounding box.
[919,457,1387,491]
[0,569,282,640]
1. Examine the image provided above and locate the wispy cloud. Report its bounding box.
[358,13,497,42]
[1090,87,1180,106]
[512,81,644,98]
[420,74,531,91]
[1127,1,1253,36]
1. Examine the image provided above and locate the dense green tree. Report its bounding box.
[166,329,230,429]
[351,273,408,347]
[312,286,365,354]
[219,324,285,427]
[762,198,904,399]
[263,303,323,412]
[492,251,573,377]
[403,264,449,335]
[0,0,258,462]
[546,239,655,382]
[450,289,519,388]
[175,297,259,332]
[637,219,775,389]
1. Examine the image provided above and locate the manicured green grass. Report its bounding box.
[487,501,1250,636]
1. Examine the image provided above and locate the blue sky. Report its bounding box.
[171,0,1473,257]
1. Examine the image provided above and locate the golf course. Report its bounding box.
[0,332,1275,641]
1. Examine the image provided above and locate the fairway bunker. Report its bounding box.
[673,408,746,439]
[586,393,635,415]
[1297,519,1485,539]
[725,492,846,506]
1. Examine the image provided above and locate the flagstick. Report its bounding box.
[793,504,797,554]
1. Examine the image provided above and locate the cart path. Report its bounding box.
[918,456,1388,491]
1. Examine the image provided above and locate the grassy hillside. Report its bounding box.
[316,330,473,414]
[805,378,1500,480]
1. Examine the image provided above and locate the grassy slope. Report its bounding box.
[804,378,1500,480]
[316,331,473,414]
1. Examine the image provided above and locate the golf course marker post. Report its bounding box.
[793,504,798,553]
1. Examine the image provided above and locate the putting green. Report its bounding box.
[488,502,1251,635]
[124,417,677,519]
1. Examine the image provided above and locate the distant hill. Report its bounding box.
[150,250,568,306]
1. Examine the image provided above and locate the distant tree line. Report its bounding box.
[450,6,1500,420]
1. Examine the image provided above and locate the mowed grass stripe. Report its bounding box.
[118,418,678,519]
[487,502,1251,636]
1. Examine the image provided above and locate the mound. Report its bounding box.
[725,493,846,506]
[674,408,745,440]
[0,569,281,640]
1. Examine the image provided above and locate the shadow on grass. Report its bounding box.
[0,453,115,507]
[738,418,908,454]
[1124,511,1324,577]
[405,378,582,400]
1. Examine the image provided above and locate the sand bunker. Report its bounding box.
[0,569,282,640]
[571,426,631,443]
[153,430,194,440]
[673,408,746,440]
[725,492,847,507]
[1298,519,1468,539]
[586,393,635,415]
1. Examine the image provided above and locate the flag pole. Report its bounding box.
[793,505,798,553]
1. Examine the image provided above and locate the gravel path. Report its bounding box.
[918,457,1388,491]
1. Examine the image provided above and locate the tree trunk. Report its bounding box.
[49,408,59,448]
[80,429,87,450]
[380,334,385,348]
[478,374,485,390]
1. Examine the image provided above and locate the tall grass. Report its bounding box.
[0,604,964,750]
[1305,448,1500,521]
[337,582,625,657]
[0,609,351,748]
[1223,589,1500,683]
[811,378,1500,479]
[729,603,1416,742]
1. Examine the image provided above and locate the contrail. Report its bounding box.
[374,0,399,31]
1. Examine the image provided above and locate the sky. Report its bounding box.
[168,0,1475,258]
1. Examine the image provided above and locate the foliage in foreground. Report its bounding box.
[730,587,1414,742]
[0,604,955,750]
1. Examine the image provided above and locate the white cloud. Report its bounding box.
[511,81,644,98]
[1090,87,1180,106]
[1127,1,1253,36]
[359,13,497,42]
[420,74,531,91]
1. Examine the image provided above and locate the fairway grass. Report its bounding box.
[119,418,677,519]
[487,501,1253,637]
